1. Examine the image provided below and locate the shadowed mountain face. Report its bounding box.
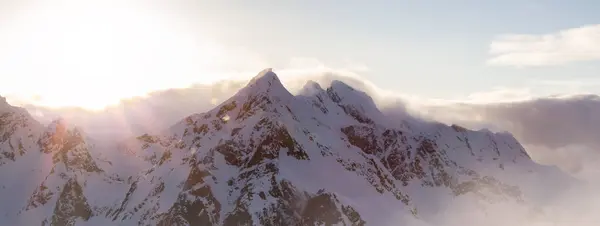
[0,69,575,225]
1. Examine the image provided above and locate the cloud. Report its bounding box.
[487,24,600,66]
[14,62,600,182]
[414,94,600,180]
[463,87,533,103]
[17,63,600,180]
[19,79,248,140]
[18,62,374,138]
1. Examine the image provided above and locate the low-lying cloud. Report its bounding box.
[20,67,379,138]
[487,24,600,67]
[415,94,600,181]
[9,68,600,225]
[15,68,600,181]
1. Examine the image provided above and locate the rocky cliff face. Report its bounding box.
[0,69,574,225]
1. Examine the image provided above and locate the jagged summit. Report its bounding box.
[244,68,287,93]
[234,68,294,102]
[45,118,69,134]
[41,118,87,148]
[330,80,356,92]
[248,68,277,84]
[299,80,325,96]
[325,79,383,124]
[0,96,35,119]
[244,68,283,89]
[305,80,323,90]
[0,95,15,112]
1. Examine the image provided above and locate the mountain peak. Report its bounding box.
[299,80,325,96]
[0,95,34,118]
[327,80,376,105]
[238,68,292,100]
[0,95,11,111]
[330,80,356,92]
[304,80,324,91]
[248,68,278,84]
[46,118,69,135]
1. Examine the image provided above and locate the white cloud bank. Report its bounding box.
[488,24,600,66]
[413,94,600,181]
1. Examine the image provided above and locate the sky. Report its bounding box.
[1,0,600,109]
[2,0,599,181]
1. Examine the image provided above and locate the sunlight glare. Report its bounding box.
[0,1,222,110]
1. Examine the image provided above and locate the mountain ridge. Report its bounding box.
[0,69,576,225]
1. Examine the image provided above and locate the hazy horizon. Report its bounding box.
[2,0,600,110]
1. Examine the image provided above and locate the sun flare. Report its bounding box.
[0,1,222,110]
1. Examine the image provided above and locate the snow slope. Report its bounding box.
[0,69,575,225]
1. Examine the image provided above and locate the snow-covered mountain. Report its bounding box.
[0,69,575,225]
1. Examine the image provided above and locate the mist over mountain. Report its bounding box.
[0,69,596,225]
[20,69,600,182]
[416,94,600,181]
